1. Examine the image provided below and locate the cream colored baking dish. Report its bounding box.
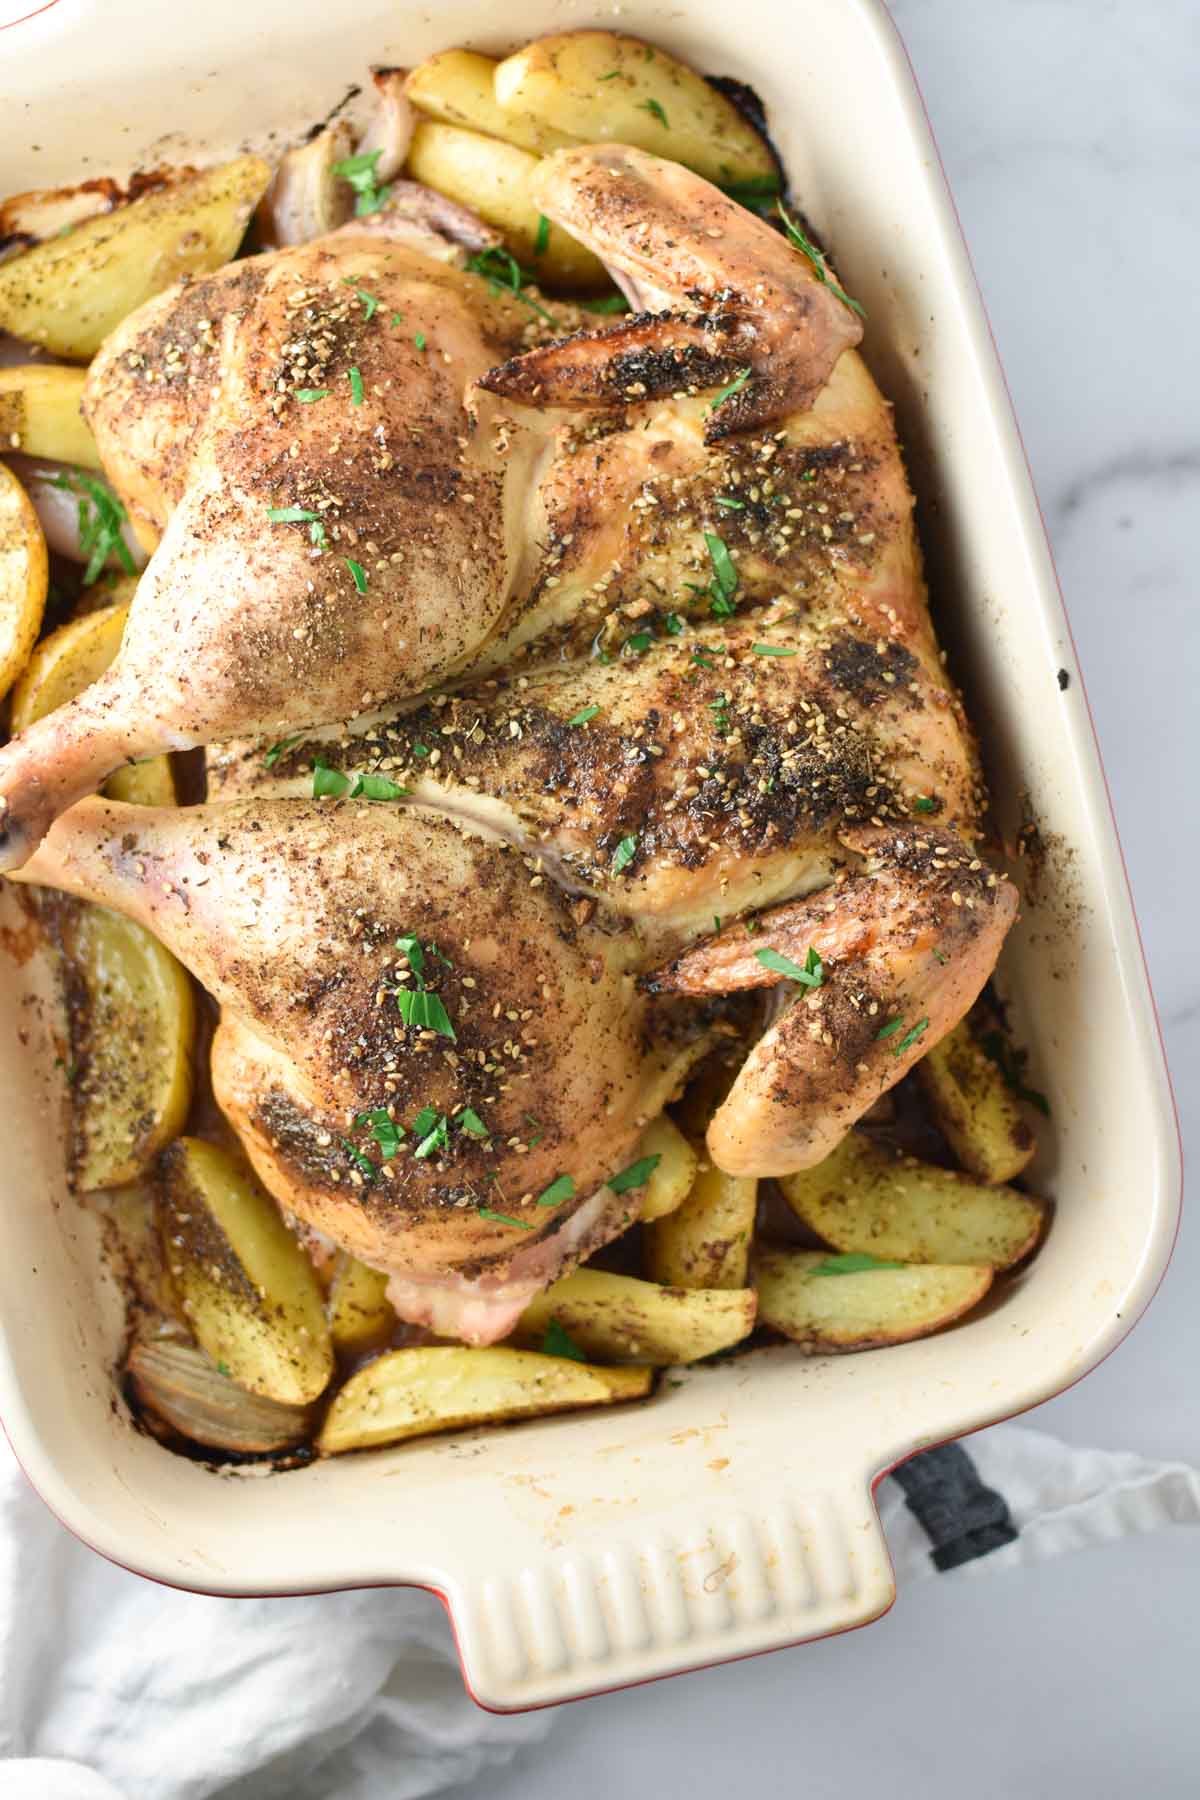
[0,0,1180,1708]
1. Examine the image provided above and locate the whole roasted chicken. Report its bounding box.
[8,146,1018,1340]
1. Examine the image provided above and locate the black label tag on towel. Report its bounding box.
[890,1442,1019,1571]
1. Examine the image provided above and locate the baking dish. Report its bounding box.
[0,0,1180,1708]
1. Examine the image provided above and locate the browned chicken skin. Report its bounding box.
[5,145,1018,1337]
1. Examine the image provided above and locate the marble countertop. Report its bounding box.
[453,2,1200,1792]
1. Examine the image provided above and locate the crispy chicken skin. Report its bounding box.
[6,146,1019,1335]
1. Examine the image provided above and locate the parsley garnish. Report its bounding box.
[913,796,937,813]
[751,643,797,657]
[51,471,137,586]
[537,1174,575,1207]
[414,332,426,351]
[458,1107,488,1139]
[264,733,302,768]
[581,293,631,315]
[875,1016,904,1041]
[608,1154,661,1194]
[541,1318,585,1360]
[350,772,407,801]
[708,367,751,414]
[478,1204,532,1230]
[612,834,638,875]
[216,1360,231,1377]
[932,948,949,966]
[534,213,550,257]
[893,1017,930,1057]
[348,365,364,405]
[777,201,866,320]
[598,70,620,81]
[340,1137,378,1179]
[341,280,383,321]
[714,495,746,511]
[625,630,653,655]
[344,557,368,592]
[413,1112,450,1159]
[754,945,824,987]
[332,150,391,217]
[267,505,320,524]
[639,97,669,127]
[354,1107,404,1160]
[464,247,557,324]
[719,175,783,216]
[396,934,425,975]
[568,704,600,726]
[296,388,329,403]
[312,757,351,798]
[703,532,739,617]
[980,1029,1051,1117]
[664,612,685,635]
[310,519,328,549]
[396,988,455,1039]
[809,1251,905,1277]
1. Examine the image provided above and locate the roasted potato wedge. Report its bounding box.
[0,366,101,468]
[493,32,777,188]
[159,1138,333,1405]
[9,599,175,804]
[518,1268,756,1365]
[406,121,605,289]
[634,1114,700,1221]
[779,1133,1043,1270]
[916,1020,1037,1184]
[755,1247,993,1352]
[59,901,194,1191]
[644,1163,757,1289]
[327,1251,395,1357]
[0,155,270,359]
[127,1337,316,1453]
[0,460,48,701]
[405,50,576,156]
[319,1345,651,1454]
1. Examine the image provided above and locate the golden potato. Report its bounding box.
[0,365,101,468]
[57,900,195,1190]
[319,1345,652,1454]
[127,1337,316,1453]
[0,460,48,702]
[916,1020,1037,1183]
[517,1267,756,1365]
[644,1162,757,1288]
[0,155,270,358]
[327,1251,395,1356]
[631,1114,699,1221]
[9,599,175,804]
[406,121,605,290]
[755,1247,993,1351]
[493,32,777,187]
[778,1133,1043,1270]
[405,50,576,155]
[159,1138,333,1405]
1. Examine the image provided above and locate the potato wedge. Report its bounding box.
[59,901,194,1190]
[644,1163,757,1289]
[327,1251,395,1357]
[755,1247,992,1351]
[916,1020,1037,1184]
[0,155,270,359]
[406,122,605,290]
[779,1133,1043,1271]
[0,366,101,469]
[159,1138,333,1405]
[633,1114,700,1221]
[518,1268,756,1365]
[405,50,576,156]
[127,1337,316,1453]
[9,600,176,804]
[0,460,48,702]
[319,1345,651,1454]
[494,32,777,188]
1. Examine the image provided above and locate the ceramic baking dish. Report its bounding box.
[0,0,1180,1709]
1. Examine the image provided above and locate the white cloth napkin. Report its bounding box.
[0,1424,1196,1800]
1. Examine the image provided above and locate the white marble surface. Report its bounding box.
[449,2,1200,1793]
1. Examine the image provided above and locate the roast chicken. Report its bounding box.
[5,146,1019,1340]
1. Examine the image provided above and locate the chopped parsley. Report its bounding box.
[411,742,430,757]
[215,1360,231,1378]
[264,733,302,768]
[639,97,669,128]
[332,150,391,218]
[537,1174,575,1207]
[534,213,551,257]
[719,174,783,216]
[312,757,351,798]
[932,947,949,966]
[296,388,329,403]
[52,471,137,586]
[568,704,600,726]
[350,772,407,801]
[598,70,621,81]
[413,1112,450,1159]
[458,1107,489,1139]
[464,247,557,324]
[875,1016,904,1041]
[348,365,364,406]
[396,988,455,1039]
[664,612,685,635]
[714,495,746,511]
[354,1107,404,1161]
[267,504,320,525]
[703,532,739,617]
[612,834,638,875]
[913,795,937,814]
[339,1137,379,1179]
[341,280,383,322]
[754,945,824,988]
[414,332,426,352]
[608,1153,661,1195]
[395,934,425,975]
[777,201,866,320]
[540,1318,585,1360]
[751,643,798,657]
[708,367,751,414]
[809,1251,905,1277]
[625,630,654,655]
[309,519,328,549]
[344,557,368,592]
[478,1204,532,1230]
[893,1017,930,1057]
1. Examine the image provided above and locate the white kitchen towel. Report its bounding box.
[0,1423,1197,1800]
